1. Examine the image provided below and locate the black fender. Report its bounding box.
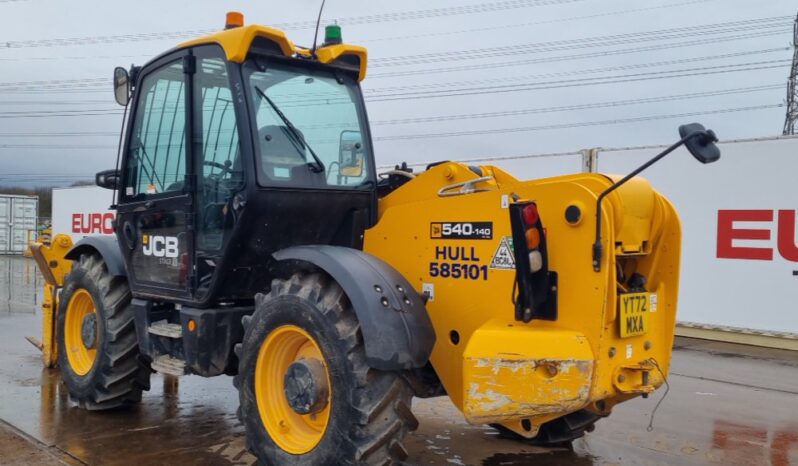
[65,236,127,277]
[273,245,436,371]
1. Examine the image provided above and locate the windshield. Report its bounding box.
[246,61,373,188]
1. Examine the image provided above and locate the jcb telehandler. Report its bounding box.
[31,12,720,466]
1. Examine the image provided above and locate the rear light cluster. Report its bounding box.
[509,201,558,323]
[522,204,544,273]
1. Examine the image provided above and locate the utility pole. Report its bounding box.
[784,13,798,135]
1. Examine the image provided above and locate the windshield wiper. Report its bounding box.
[254,85,325,173]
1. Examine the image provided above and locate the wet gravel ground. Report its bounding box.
[1,255,797,466]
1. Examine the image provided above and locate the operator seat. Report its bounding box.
[258,125,321,185]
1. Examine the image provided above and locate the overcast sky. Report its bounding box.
[0,0,795,186]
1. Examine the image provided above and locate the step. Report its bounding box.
[148,320,183,339]
[151,355,187,377]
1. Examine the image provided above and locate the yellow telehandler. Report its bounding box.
[30,12,720,465]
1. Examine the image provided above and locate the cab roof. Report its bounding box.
[177,23,368,81]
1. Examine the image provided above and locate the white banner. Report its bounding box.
[52,187,116,243]
[597,136,798,334]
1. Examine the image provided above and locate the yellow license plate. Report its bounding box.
[619,292,651,338]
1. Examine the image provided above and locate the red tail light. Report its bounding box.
[509,201,557,322]
[522,203,539,225]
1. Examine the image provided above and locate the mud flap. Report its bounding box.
[273,245,436,371]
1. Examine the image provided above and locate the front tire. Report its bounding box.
[57,253,150,410]
[235,273,418,466]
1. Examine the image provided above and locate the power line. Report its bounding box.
[0,84,782,133]
[10,19,784,88]
[0,104,783,149]
[366,61,792,102]
[370,16,792,67]
[370,85,784,125]
[374,104,784,141]
[0,110,121,119]
[0,0,585,49]
[0,54,152,62]
[366,48,790,93]
[364,0,715,43]
[0,60,788,118]
[2,47,789,101]
[0,1,717,63]
[0,19,790,95]
[371,30,791,78]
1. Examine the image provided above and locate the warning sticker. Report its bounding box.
[490,236,516,270]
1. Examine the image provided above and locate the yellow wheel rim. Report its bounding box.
[255,324,332,454]
[64,289,98,376]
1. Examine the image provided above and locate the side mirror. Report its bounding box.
[679,123,720,164]
[114,67,130,106]
[96,169,121,190]
[592,122,721,272]
[339,131,364,178]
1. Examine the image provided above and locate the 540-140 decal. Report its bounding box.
[431,221,493,240]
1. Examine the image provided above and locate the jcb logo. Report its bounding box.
[142,235,179,258]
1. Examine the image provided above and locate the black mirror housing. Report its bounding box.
[114,67,130,106]
[96,169,120,190]
[338,130,364,178]
[679,123,721,164]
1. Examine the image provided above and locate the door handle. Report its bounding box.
[122,222,136,248]
[144,200,155,209]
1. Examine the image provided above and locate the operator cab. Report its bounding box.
[102,15,377,307]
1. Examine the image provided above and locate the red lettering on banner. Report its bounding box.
[91,214,102,233]
[80,213,90,234]
[70,213,116,235]
[103,213,115,234]
[777,210,798,262]
[717,210,773,261]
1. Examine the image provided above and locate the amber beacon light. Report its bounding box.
[226,11,244,29]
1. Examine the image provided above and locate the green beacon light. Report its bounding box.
[324,23,342,45]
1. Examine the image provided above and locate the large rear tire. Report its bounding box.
[57,253,150,410]
[235,273,418,466]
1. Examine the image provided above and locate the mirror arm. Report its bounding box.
[592,132,702,272]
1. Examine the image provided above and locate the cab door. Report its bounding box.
[116,52,194,300]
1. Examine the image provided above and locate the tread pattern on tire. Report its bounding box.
[59,253,150,410]
[235,273,418,466]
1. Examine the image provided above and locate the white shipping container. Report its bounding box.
[0,194,38,254]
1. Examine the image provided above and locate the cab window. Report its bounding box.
[247,62,372,188]
[125,61,187,197]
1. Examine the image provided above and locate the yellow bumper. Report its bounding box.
[462,321,594,428]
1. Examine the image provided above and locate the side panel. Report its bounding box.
[273,245,436,371]
[364,164,679,428]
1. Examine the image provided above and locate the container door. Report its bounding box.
[11,198,37,253]
[0,197,9,253]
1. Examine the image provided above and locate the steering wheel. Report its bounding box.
[203,160,232,175]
